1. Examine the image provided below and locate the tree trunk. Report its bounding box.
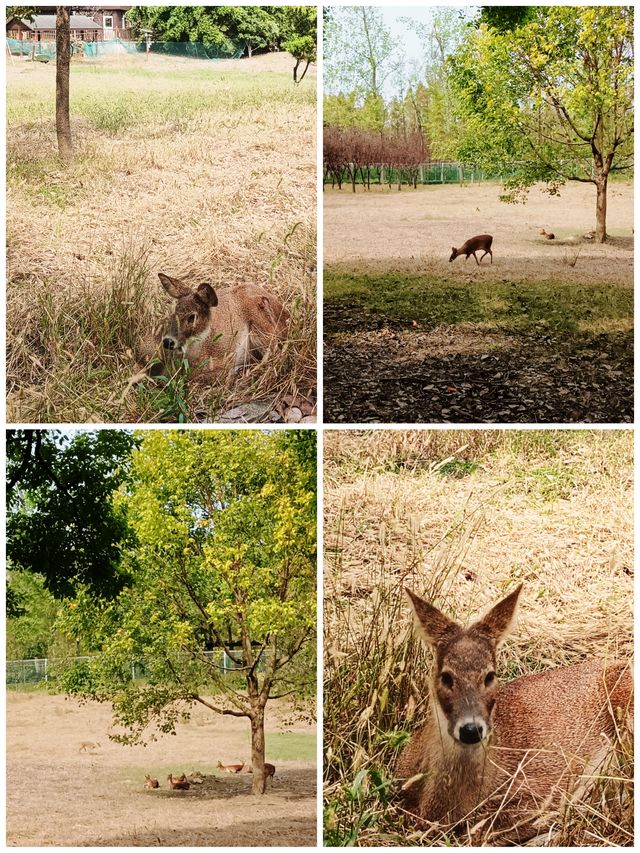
[250,705,266,795]
[55,6,72,161]
[595,174,608,243]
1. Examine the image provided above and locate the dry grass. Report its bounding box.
[6,53,316,423]
[323,430,633,846]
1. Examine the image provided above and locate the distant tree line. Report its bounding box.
[127,5,316,80]
[324,125,428,192]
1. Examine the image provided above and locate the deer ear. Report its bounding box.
[196,283,218,307]
[472,584,522,647]
[158,273,191,299]
[404,588,459,649]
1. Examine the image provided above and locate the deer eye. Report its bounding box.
[484,671,496,687]
[440,672,454,689]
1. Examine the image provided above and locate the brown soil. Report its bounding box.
[323,182,633,282]
[6,692,316,847]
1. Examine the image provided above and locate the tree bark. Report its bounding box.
[250,705,266,795]
[55,6,72,161]
[595,174,608,243]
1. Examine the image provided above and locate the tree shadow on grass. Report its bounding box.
[324,325,632,424]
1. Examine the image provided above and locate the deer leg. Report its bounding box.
[473,252,480,265]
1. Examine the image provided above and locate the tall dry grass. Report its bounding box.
[324,430,633,846]
[6,55,316,423]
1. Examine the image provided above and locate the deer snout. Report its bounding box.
[456,719,487,744]
[162,337,177,350]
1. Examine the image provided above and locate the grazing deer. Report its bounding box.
[540,228,555,240]
[144,774,159,789]
[142,273,289,380]
[247,762,276,783]
[167,773,190,790]
[449,234,493,265]
[78,741,100,753]
[397,585,632,842]
[216,760,245,774]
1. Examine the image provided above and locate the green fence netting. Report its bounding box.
[7,37,244,61]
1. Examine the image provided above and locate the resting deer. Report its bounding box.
[140,273,289,381]
[540,228,555,240]
[78,741,100,753]
[144,774,159,789]
[216,760,245,774]
[167,773,190,790]
[449,234,493,265]
[398,584,632,843]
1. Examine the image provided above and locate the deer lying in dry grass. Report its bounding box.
[78,741,100,753]
[217,760,245,774]
[540,228,555,240]
[139,273,289,382]
[398,584,633,843]
[167,773,190,790]
[449,234,493,265]
[144,774,159,789]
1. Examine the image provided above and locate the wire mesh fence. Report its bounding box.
[6,650,263,687]
[6,37,245,61]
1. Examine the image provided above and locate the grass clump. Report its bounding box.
[324,430,633,846]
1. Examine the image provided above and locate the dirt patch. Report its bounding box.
[6,692,316,847]
[323,182,633,283]
[324,311,632,423]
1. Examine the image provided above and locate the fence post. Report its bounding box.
[45,658,48,683]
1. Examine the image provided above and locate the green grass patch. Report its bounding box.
[324,271,633,335]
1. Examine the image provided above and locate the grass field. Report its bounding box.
[7,691,316,846]
[6,53,316,423]
[323,183,633,423]
[323,429,633,846]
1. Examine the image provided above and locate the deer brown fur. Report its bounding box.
[139,273,289,380]
[397,585,632,842]
[449,234,493,265]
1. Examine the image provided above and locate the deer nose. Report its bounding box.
[162,337,176,350]
[458,722,484,744]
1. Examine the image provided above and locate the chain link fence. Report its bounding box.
[7,650,263,687]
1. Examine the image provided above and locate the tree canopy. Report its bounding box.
[7,429,138,599]
[448,6,634,241]
[58,429,317,794]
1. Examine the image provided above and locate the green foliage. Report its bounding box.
[324,6,398,104]
[479,6,535,32]
[126,4,316,65]
[7,430,138,598]
[6,572,60,659]
[57,431,317,743]
[448,6,634,238]
[280,6,317,81]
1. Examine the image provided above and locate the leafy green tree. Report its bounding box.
[449,6,633,242]
[58,430,316,795]
[126,6,231,48]
[6,572,61,660]
[280,6,317,83]
[218,6,279,57]
[324,6,399,120]
[7,429,138,599]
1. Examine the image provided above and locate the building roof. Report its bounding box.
[20,15,101,31]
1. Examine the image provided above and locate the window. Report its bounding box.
[104,15,114,29]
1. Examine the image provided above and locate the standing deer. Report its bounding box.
[139,273,289,380]
[397,585,632,842]
[449,234,493,265]
[247,762,276,784]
